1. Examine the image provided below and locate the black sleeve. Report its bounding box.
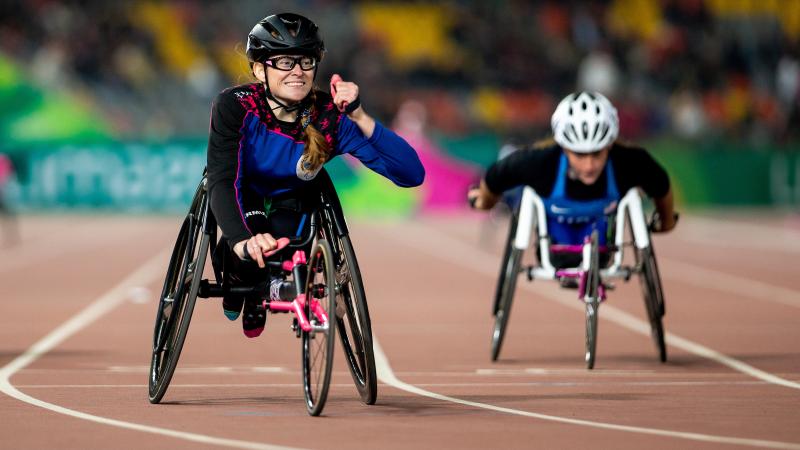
[206,91,267,247]
[611,145,670,199]
[484,146,560,196]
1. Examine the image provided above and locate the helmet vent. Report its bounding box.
[582,101,587,110]
[597,124,610,143]
[264,24,284,41]
[582,122,589,139]
[567,124,578,142]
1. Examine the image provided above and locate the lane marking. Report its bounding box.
[378,222,800,391]
[374,338,800,449]
[107,366,289,374]
[0,222,151,273]
[659,259,800,309]
[0,249,303,450]
[680,217,800,254]
[16,380,775,389]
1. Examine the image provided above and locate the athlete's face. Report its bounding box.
[564,146,610,185]
[256,54,315,104]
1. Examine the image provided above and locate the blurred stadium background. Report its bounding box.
[0,0,798,215]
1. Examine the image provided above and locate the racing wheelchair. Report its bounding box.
[147,169,377,416]
[491,186,670,369]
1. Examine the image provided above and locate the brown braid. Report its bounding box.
[301,90,332,171]
[533,137,557,150]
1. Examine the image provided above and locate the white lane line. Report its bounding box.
[380,222,800,390]
[0,222,147,273]
[679,217,800,254]
[0,249,302,450]
[17,380,774,389]
[659,258,800,309]
[374,338,800,449]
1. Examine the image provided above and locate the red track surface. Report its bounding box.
[1,212,799,449]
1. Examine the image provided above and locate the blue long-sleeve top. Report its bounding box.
[207,82,424,245]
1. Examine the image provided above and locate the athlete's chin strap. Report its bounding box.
[265,89,305,113]
[261,83,313,132]
[263,67,318,114]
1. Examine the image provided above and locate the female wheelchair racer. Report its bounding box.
[469,92,678,368]
[148,12,424,414]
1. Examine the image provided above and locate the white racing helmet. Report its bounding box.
[551,92,619,153]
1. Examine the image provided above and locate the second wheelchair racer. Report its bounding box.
[468,91,677,268]
[207,13,425,337]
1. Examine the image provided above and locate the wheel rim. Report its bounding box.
[149,208,207,402]
[149,217,192,396]
[638,246,667,362]
[303,241,336,416]
[491,248,522,361]
[334,238,376,400]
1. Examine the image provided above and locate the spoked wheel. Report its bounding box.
[493,212,519,316]
[491,240,523,362]
[584,231,600,370]
[149,193,209,403]
[302,239,336,416]
[637,243,667,362]
[329,234,377,405]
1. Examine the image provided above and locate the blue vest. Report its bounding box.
[542,153,620,245]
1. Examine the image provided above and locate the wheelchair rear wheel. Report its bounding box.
[149,203,209,403]
[585,231,600,370]
[491,244,523,362]
[637,244,667,362]
[331,234,377,405]
[493,212,519,316]
[302,240,337,416]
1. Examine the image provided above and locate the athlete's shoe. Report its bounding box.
[242,298,267,338]
[222,296,244,321]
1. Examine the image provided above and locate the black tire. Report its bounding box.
[491,247,523,361]
[494,213,519,316]
[330,235,377,405]
[585,231,600,370]
[637,244,667,362]
[149,191,209,403]
[302,240,336,416]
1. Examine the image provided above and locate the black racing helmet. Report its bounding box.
[246,13,325,63]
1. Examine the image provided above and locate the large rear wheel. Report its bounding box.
[331,234,377,405]
[493,213,519,315]
[637,244,667,362]
[149,196,209,403]
[491,246,523,362]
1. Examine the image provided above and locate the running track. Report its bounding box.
[0,212,798,449]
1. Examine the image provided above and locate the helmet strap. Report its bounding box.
[262,67,318,114]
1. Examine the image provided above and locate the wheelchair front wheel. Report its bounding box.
[491,246,523,361]
[302,240,337,416]
[332,235,377,405]
[637,245,667,362]
[584,231,600,370]
[149,213,209,403]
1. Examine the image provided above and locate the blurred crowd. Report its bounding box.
[0,0,798,146]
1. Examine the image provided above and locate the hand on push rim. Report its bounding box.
[235,234,290,268]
